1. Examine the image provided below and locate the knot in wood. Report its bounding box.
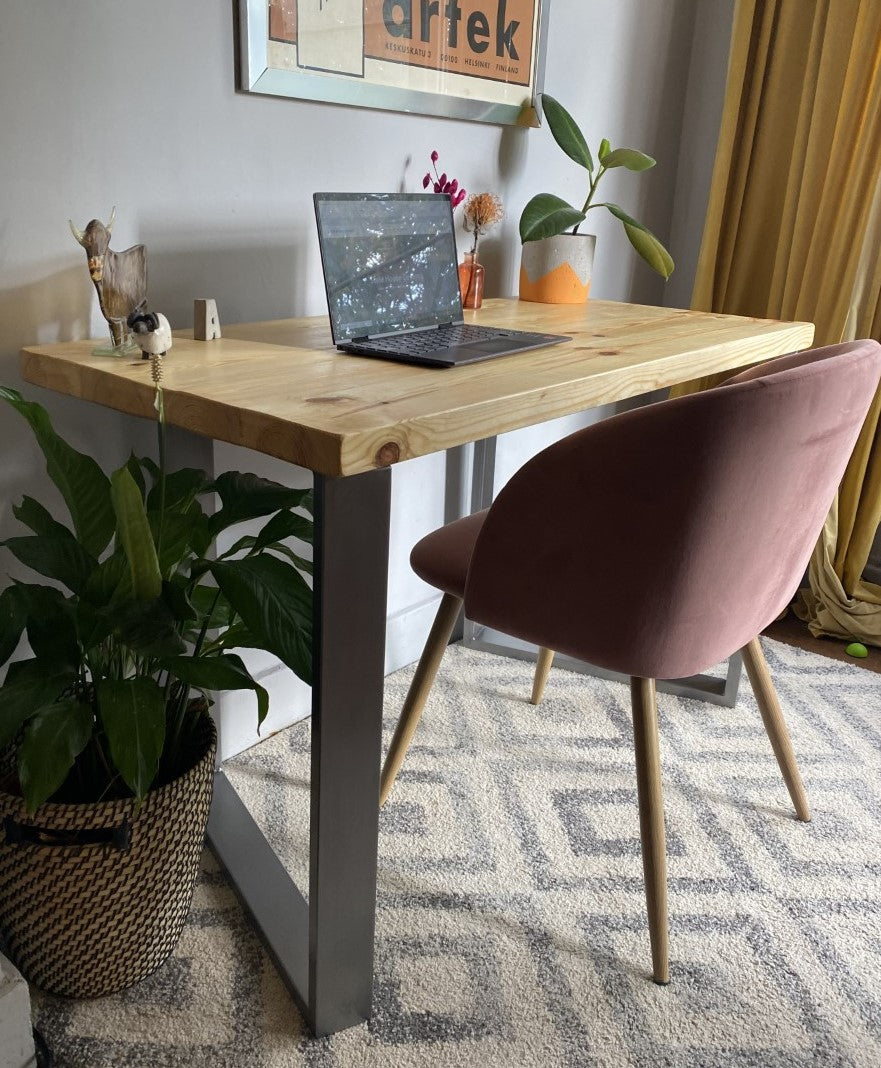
[375,441,401,467]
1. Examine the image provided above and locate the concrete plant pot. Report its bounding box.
[519,233,596,304]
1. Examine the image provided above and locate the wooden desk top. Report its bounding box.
[21,299,814,477]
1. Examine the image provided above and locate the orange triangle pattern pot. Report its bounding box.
[519,233,596,304]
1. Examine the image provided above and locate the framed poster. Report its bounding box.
[239,0,551,126]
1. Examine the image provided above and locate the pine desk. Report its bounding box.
[21,299,814,1036]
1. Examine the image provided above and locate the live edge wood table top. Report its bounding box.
[20,299,815,478]
[19,297,816,1038]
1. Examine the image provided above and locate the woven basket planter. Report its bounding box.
[0,710,216,998]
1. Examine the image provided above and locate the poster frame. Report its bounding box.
[238,0,551,127]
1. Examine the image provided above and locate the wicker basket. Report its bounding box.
[0,711,216,998]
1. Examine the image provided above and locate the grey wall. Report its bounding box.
[665,0,735,311]
[0,0,733,756]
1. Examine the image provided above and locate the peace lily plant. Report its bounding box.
[0,384,313,814]
[519,94,674,279]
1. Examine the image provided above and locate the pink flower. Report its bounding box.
[421,151,465,207]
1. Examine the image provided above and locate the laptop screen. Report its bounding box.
[314,193,463,344]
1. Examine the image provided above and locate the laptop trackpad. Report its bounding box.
[450,340,546,365]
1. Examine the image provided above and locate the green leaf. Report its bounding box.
[600,148,656,171]
[125,453,147,499]
[541,94,593,172]
[605,204,674,278]
[251,510,314,551]
[598,138,611,162]
[18,698,94,813]
[13,497,73,540]
[519,194,586,243]
[161,578,198,626]
[146,467,211,513]
[97,677,165,800]
[14,584,80,669]
[113,598,187,659]
[0,660,76,749]
[83,550,129,606]
[188,584,234,628]
[211,556,313,685]
[266,544,313,576]
[209,473,313,536]
[623,223,674,278]
[74,599,115,653]
[213,621,265,652]
[222,537,313,576]
[140,456,160,482]
[0,587,26,668]
[0,387,114,558]
[111,465,162,601]
[77,595,182,659]
[149,509,208,577]
[3,535,97,595]
[159,652,268,729]
[219,532,313,575]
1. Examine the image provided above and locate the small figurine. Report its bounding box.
[127,311,172,359]
[128,310,172,394]
[69,207,148,354]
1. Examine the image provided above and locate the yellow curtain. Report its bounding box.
[676,0,881,645]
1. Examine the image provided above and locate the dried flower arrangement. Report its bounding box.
[463,192,504,258]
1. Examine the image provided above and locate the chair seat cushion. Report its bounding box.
[410,509,488,598]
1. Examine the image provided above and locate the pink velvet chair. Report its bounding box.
[380,339,881,984]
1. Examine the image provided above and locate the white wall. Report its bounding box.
[0,0,731,757]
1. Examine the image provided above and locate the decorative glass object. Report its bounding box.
[458,252,485,309]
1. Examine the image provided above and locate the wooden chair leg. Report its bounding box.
[742,636,811,822]
[630,676,670,985]
[530,647,555,705]
[380,592,462,807]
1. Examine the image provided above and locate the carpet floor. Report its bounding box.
[31,639,881,1067]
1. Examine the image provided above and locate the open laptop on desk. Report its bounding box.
[313,192,570,368]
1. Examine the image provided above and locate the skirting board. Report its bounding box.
[216,595,444,760]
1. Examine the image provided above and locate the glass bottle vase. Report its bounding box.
[458,252,485,309]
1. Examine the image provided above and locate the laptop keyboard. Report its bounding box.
[354,323,510,356]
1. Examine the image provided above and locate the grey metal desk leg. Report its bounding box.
[309,467,391,1036]
[207,772,310,1013]
[208,465,391,1038]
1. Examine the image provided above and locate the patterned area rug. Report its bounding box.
[31,639,881,1066]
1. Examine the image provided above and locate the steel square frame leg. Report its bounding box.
[208,466,392,1037]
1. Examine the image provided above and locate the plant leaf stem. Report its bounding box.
[155,388,167,559]
[575,163,607,235]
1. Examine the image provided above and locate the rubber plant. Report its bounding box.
[0,382,313,813]
[519,93,674,279]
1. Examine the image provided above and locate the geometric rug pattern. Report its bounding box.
[31,638,881,1066]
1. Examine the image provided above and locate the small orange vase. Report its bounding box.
[458,252,485,309]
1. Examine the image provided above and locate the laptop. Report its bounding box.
[313,192,570,368]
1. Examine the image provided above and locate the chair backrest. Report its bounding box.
[464,340,881,680]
